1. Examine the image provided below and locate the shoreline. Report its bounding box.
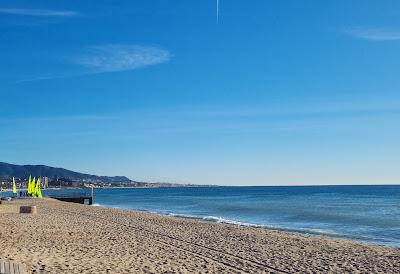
[0,198,399,273]
[93,203,400,249]
[3,186,400,248]
[3,186,399,248]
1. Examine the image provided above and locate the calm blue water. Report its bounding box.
[44,186,400,247]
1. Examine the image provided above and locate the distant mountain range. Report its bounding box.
[0,162,209,188]
[0,162,130,182]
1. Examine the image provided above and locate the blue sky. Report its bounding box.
[1,0,400,185]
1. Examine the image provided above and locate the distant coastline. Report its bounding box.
[1,161,210,189]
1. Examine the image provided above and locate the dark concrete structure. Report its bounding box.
[50,195,93,205]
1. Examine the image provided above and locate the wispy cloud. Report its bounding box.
[18,44,170,82]
[0,8,79,17]
[344,26,400,41]
[75,44,170,73]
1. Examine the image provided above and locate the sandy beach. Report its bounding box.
[0,198,398,274]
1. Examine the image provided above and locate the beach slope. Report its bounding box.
[0,199,398,273]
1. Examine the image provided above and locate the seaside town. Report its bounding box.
[0,176,195,190]
[0,176,132,189]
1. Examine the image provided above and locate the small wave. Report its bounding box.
[167,212,198,219]
[307,228,340,236]
[92,203,104,207]
[162,213,345,237]
[201,216,265,228]
[163,213,280,229]
[88,205,345,238]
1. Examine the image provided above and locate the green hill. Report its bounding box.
[0,162,130,182]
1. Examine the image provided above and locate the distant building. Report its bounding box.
[42,177,49,188]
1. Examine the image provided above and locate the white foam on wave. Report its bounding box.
[202,216,264,227]
[307,228,340,235]
[163,213,342,237]
[92,203,104,207]
[164,213,279,229]
[89,205,341,235]
[86,204,354,241]
[167,212,197,218]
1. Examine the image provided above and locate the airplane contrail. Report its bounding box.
[216,0,219,23]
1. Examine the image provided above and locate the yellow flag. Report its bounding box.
[37,184,43,199]
[31,177,36,196]
[12,177,17,194]
[35,178,41,197]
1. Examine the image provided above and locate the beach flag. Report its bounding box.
[12,177,17,194]
[31,177,36,196]
[37,182,43,199]
[35,178,41,197]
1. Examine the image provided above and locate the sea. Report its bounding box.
[26,185,400,247]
